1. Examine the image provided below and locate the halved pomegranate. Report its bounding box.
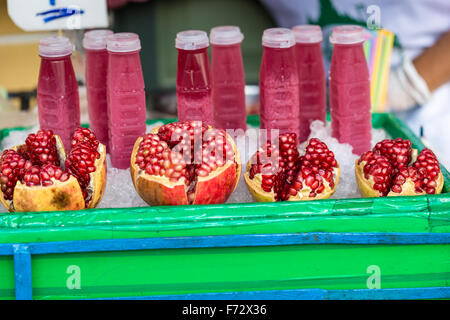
[130,121,241,206]
[355,138,444,197]
[0,128,106,212]
[244,134,340,202]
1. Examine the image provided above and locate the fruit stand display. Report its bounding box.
[0,113,448,300]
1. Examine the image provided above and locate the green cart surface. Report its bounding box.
[0,113,448,300]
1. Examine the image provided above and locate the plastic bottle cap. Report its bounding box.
[292,25,323,43]
[175,30,209,50]
[330,25,365,44]
[39,36,74,57]
[83,29,114,50]
[262,28,295,48]
[107,32,141,53]
[210,26,244,45]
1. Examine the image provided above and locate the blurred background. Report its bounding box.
[0,0,275,127]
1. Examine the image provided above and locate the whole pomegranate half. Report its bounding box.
[130,121,241,206]
[355,138,444,197]
[0,128,107,212]
[244,134,340,202]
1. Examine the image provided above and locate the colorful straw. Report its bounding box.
[364,28,395,112]
[378,30,394,110]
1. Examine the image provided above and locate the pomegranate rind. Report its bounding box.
[354,157,444,197]
[243,171,275,202]
[244,161,341,202]
[0,137,67,212]
[194,161,239,205]
[285,166,340,201]
[0,137,66,212]
[12,176,85,212]
[133,173,189,206]
[354,159,384,197]
[386,172,444,196]
[0,133,106,212]
[130,128,241,206]
[193,133,241,204]
[85,143,107,209]
[130,137,190,206]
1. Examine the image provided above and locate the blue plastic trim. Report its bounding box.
[92,287,450,300]
[13,245,32,300]
[0,232,449,256]
[0,232,448,300]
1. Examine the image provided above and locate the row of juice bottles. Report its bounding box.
[36,24,371,170]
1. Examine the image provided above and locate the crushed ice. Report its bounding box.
[0,121,389,212]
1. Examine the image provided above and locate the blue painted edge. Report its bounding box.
[91,287,450,300]
[13,244,32,300]
[0,232,449,256]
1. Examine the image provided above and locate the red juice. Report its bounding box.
[176,30,213,124]
[83,29,113,150]
[259,28,299,138]
[37,36,80,150]
[292,25,326,143]
[210,26,246,131]
[107,33,146,169]
[329,25,371,155]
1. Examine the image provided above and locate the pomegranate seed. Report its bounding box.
[249,135,338,201]
[71,127,99,150]
[373,138,412,172]
[359,153,393,196]
[0,150,33,201]
[135,121,235,201]
[360,140,441,196]
[66,129,100,199]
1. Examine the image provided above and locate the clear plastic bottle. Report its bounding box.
[292,25,326,143]
[83,29,113,150]
[259,28,300,138]
[175,30,213,124]
[107,33,147,169]
[37,36,80,150]
[210,26,246,131]
[329,25,371,155]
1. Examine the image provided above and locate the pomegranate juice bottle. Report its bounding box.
[175,30,213,124]
[37,36,80,150]
[329,25,371,155]
[292,25,326,143]
[210,26,246,131]
[107,33,146,169]
[83,29,113,150]
[259,28,300,138]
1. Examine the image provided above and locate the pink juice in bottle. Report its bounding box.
[210,26,246,131]
[107,33,146,169]
[292,25,326,143]
[83,29,113,150]
[329,25,371,155]
[37,36,80,150]
[175,30,213,124]
[259,28,300,138]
